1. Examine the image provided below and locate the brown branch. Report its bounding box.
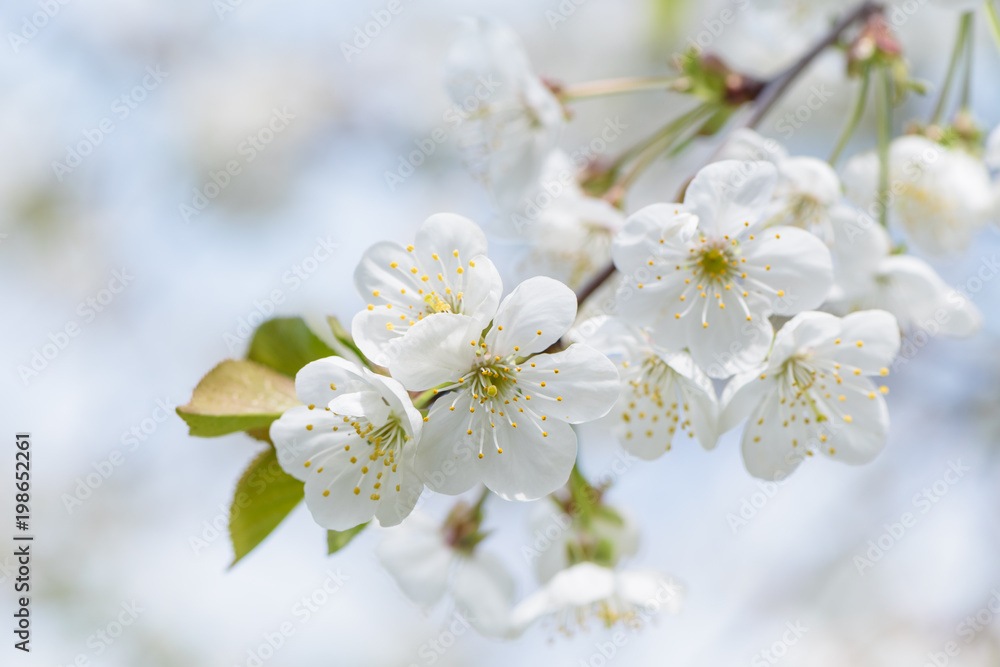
[743,0,883,130]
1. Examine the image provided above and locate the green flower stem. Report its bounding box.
[829,65,871,166]
[876,66,893,230]
[931,12,973,124]
[986,2,1000,54]
[557,75,681,102]
[604,103,715,205]
[604,102,713,178]
[960,14,975,111]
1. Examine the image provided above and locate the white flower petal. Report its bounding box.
[814,309,900,374]
[569,315,643,364]
[768,310,841,365]
[716,128,787,163]
[366,369,425,434]
[453,552,516,638]
[376,512,453,606]
[614,373,683,459]
[611,204,694,274]
[683,160,777,237]
[327,389,390,425]
[527,501,573,583]
[878,256,982,338]
[294,356,368,407]
[388,313,482,390]
[840,150,879,209]
[820,375,890,466]
[270,406,351,482]
[487,276,577,356]
[740,390,809,481]
[719,367,773,435]
[830,209,890,297]
[482,418,577,501]
[518,344,620,424]
[776,156,841,205]
[510,562,616,634]
[684,289,775,378]
[616,570,683,614]
[415,212,488,263]
[414,392,484,496]
[373,447,425,527]
[742,225,834,315]
[674,363,721,450]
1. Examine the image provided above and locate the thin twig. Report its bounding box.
[931,12,972,124]
[572,0,883,309]
[557,76,681,102]
[744,0,883,130]
[829,65,872,165]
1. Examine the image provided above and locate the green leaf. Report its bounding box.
[247,317,337,377]
[327,523,367,555]
[176,360,301,438]
[229,447,304,566]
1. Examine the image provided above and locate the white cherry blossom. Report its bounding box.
[841,135,993,255]
[390,276,620,501]
[721,310,901,480]
[351,213,502,367]
[575,316,718,457]
[445,18,563,213]
[527,499,640,584]
[718,129,842,243]
[509,562,682,637]
[518,151,625,288]
[376,511,515,637]
[611,160,834,378]
[828,207,982,338]
[270,357,423,531]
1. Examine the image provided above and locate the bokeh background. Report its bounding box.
[1,0,999,665]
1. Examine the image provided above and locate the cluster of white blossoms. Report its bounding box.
[273,214,620,525]
[258,11,1000,640]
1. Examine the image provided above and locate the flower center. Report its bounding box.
[695,242,736,283]
[470,360,518,402]
[334,411,411,501]
[782,193,824,227]
[423,292,454,313]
